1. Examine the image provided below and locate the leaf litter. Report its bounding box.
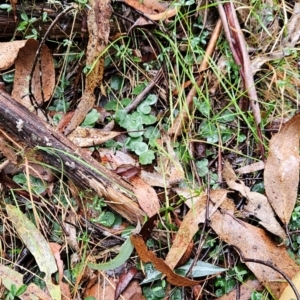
[1,0,300,299]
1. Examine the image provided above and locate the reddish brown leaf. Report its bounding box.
[114,164,140,179]
[130,234,201,286]
[115,267,138,299]
[264,113,300,224]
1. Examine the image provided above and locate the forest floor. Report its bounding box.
[0,0,300,299]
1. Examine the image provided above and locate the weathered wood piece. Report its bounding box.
[0,90,145,224]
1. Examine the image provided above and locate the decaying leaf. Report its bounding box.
[165,190,228,270]
[223,160,286,239]
[130,234,201,286]
[68,127,121,147]
[64,0,112,135]
[210,210,300,299]
[0,264,52,300]
[129,175,160,217]
[49,243,71,300]
[0,39,55,114]
[6,204,60,300]
[264,113,300,225]
[115,267,138,299]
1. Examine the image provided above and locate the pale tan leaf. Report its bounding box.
[6,204,61,300]
[279,270,300,300]
[140,170,170,187]
[68,127,121,147]
[129,175,160,217]
[0,264,52,300]
[210,211,300,299]
[223,161,286,239]
[144,6,178,21]
[156,132,184,185]
[236,161,265,174]
[165,190,228,270]
[64,212,80,251]
[264,113,300,224]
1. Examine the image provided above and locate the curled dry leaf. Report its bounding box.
[130,234,201,286]
[68,127,121,147]
[223,160,286,239]
[264,113,300,225]
[0,39,55,112]
[210,210,300,299]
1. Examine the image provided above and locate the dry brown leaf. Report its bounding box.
[217,279,263,300]
[130,234,201,286]
[0,39,55,113]
[68,127,121,147]
[165,190,228,270]
[64,0,112,135]
[210,211,300,299]
[264,113,300,225]
[129,175,160,217]
[223,161,286,239]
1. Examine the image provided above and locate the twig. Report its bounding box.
[216,1,264,158]
[124,68,164,113]
[233,245,300,300]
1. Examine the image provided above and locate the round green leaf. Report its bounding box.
[144,94,158,105]
[141,114,157,125]
[98,211,115,227]
[137,103,151,114]
[133,142,149,155]
[127,123,144,137]
[139,150,155,165]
